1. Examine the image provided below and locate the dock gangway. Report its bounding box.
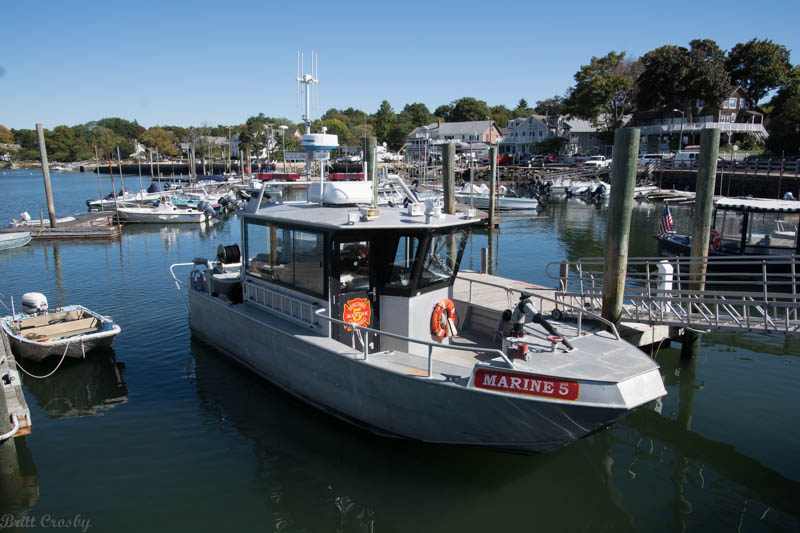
[546,255,800,336]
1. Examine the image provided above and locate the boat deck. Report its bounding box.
[1,326,32,437]
[453,270,675,349]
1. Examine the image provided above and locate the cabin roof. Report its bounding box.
[715,197,800,213]
[247,203,479,230]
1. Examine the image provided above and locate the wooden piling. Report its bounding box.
[363,137,378,207]
[681,128,720,359]
[35,124,58,228]
[443,143,456,215]
[601,128,640,327]
[488,146,497,227]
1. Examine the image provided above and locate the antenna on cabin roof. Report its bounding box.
[296,51,319,135]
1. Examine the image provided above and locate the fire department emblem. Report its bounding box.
[343,298,371,331]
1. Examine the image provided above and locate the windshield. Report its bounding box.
[419,231,467,288]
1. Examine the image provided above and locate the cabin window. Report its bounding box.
[386,236,421,289]
[337,241,370,291]
[244,221,325,297]
[419,231,468,288]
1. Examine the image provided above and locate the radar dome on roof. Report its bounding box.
[301,133,338,151]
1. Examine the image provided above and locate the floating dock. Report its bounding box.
[1,327,32,437]
[1,212,120,240]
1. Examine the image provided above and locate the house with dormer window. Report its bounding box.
[631,86,767,152]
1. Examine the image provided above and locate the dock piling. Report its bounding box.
[682,128,720,359]
[488,146,497,227]
[601,128,640,327]
[443,143,456,215]
[363,137,377,207]
[0,371,20,484]
[35,124,57,228]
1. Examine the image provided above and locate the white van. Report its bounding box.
[674,151,699,167]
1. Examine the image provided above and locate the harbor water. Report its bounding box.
[1,170,798,532]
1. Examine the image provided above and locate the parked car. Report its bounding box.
[584,155,612,169]
[637,153,669,166]
[498,155,513,166]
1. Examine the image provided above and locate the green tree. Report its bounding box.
[450,97,491,122]
[92,126,124,161]
[565,51,642,131]
[534,96,566,117]
[637,40,730,121]
[11,129,38,160]
[321,118,350,141]
[434,104,453,121]
[140,127,178,156]
[373,100,396,142]
[765,67,800,155]
[726,38,794,105]
[93,117,145,141]
[398,103,433,127]
[490,105,512,128]
[0,125,13,144]
[45,125,75,161]
[512,99,531,119]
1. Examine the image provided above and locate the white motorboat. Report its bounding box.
[0,232,31,251]
[1,293,121,362]
[116,200,214,223]
[455,184,538,210]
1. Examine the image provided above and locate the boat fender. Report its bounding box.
[431,298,457,340]
[709,229,722,251]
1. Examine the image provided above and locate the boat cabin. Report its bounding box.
[710,198,800,255]
[239,203,478,355]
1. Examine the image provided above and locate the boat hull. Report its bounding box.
[2,306,121,363]
[189,290,642,453]
[6,330,119,362]
[455,194,538,211]
[117,206,208,223]
[0,232,32,251]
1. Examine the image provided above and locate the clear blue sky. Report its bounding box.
[2,0,798,130]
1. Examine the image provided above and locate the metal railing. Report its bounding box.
[547,255,800,335]
[456,273,622,340]
[171,260,515,376]
[314,308,515,377]
[243,281,319,329]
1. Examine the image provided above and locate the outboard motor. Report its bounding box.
[22,292,48,315]
[197,201,217,218]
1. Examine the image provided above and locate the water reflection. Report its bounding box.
[22,351,127,418]
[190,339,642,531]
[190,334,800,531]
[0,437,38,515]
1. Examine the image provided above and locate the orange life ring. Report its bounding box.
[710,229,722,251]
[431,298,456,340]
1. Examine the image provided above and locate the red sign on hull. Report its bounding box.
[473,368,580,401]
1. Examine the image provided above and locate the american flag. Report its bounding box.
[658,205,674,237]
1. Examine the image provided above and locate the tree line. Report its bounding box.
[2,37,798,161]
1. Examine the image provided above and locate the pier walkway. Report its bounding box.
[547,255,800,336]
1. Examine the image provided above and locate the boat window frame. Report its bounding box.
[329,225,473,298]
[243,218,329,299]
